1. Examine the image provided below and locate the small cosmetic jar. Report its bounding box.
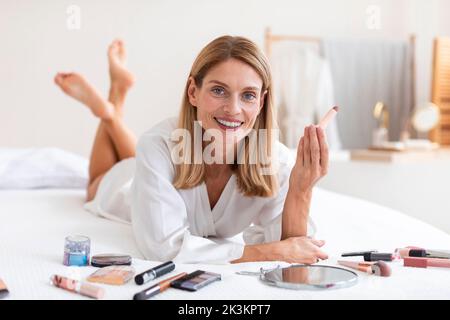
[63,235,91,266]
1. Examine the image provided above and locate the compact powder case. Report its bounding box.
[90,254,132,268]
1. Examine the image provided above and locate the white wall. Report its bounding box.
[318,152,450,234]
[1,0,450,157]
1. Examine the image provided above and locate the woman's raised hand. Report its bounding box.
[290,125,329,194]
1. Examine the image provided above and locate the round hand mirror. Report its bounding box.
[260,265,358,290]
[412,103,440,133]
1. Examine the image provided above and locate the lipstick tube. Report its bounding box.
[403,257,450,269]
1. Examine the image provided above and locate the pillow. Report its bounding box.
[0,148,89,189]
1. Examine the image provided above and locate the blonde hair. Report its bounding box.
[173,35,278,197]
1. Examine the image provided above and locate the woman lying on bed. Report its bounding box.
[54,36,329,264]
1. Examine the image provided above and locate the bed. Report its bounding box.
[1,187,449,300]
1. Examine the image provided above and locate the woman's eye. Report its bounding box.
[211,87,225,96]
[243,92,257,101]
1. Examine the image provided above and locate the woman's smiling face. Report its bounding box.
[188,58,266,145]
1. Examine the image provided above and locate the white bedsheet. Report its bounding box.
[0,188,449,300]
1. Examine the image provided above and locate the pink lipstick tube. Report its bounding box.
[403,257,450,269]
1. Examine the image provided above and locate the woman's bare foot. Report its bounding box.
[54,72,114,120]
[107,39,135,116]
[108,39,135,92]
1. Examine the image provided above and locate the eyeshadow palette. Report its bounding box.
[170,270,221,292]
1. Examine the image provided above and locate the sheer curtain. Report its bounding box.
[270,41,343,150]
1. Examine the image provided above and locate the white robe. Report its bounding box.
[85,117,316,264]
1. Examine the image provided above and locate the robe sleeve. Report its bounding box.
[130,133,244,264]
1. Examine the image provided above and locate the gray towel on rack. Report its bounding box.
[322,38,413,148]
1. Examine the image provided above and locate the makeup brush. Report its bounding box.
[338,260,392,277]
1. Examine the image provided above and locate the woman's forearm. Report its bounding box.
[231,234,326,264]
[281,125,328,239]
[281,183,312,240]
[231,242,282,264]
